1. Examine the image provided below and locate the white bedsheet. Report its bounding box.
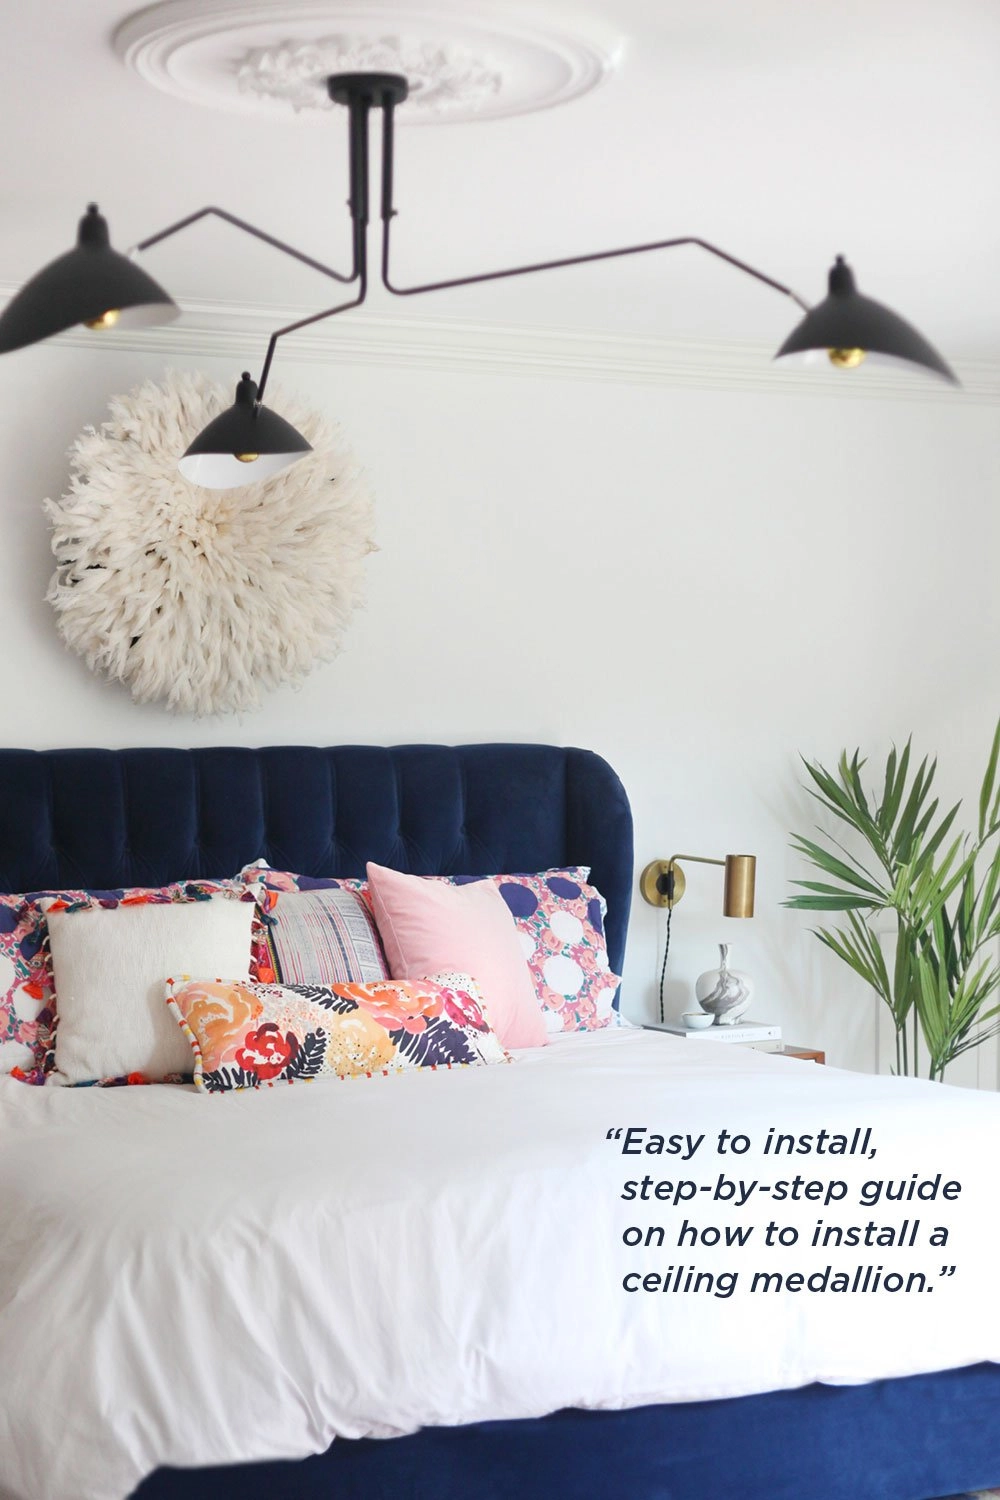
[1,1030,998,1499]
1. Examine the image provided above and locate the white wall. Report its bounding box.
[1,334,998,1080]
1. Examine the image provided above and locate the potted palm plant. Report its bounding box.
[786,724,1000,1080]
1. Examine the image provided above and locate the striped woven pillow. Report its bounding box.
[256,886,388,987]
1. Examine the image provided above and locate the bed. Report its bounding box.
[1,743,999,1500]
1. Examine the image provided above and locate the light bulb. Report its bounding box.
[234,452,260,463]
[828,347,866,369]
[83,308,121,331]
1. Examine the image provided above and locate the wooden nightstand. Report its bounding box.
[775,1044,825,1064]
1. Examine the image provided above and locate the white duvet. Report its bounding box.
[1,1029,999,1500]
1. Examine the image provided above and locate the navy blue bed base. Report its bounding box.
[2,744,997,1500]
[135,1364,1000,1500]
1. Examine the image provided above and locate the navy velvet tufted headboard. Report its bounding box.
[0,744,633,976]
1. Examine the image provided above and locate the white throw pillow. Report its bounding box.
[44,897,255,1084]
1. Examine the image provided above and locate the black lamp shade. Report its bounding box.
[0,205,178,354]
[775,256,958,385]
[178,373,312,489]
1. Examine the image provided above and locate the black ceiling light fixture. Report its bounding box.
[0,203,178,353]
[775,255,957,383]
[177,372,313,489]
[0,72,959,488]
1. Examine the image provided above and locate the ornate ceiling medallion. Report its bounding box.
[235,37,502,118]
[114,2,624,124]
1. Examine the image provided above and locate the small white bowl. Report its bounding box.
[681,1011,714,1030]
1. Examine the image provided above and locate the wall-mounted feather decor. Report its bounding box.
[43,371,376,715]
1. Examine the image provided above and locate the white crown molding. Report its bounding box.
[1,281,997,403]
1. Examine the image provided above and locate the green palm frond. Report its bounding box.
[787,720,1000,1081]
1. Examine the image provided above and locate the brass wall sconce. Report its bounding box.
[639,854,756,918]
[639,853,757,1026]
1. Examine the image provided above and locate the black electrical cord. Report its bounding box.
[657,869,675,1025]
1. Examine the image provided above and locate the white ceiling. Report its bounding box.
[1,0,998,360]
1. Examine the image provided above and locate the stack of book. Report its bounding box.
[645,1020,783,1052]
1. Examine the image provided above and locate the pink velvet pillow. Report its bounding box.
[366,862,547,1049]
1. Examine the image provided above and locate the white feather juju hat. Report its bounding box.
[44,371,376,715]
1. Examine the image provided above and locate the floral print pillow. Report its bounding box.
[239,859,367,901]
[1,878,262,1085]
[482,870,621,1035]
[0,893,51,1081]
[238,862,619,1034]
[166,971,509,1093]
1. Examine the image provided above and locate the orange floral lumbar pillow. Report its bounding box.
[165,972,509,1093]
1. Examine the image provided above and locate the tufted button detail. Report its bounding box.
[0,744,632,980]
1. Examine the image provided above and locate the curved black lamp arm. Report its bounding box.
[131,92,375,287]
[255,94,373,400]
[256,274,367,401]
[132,205,361,286]
[381,218,809,311]
[376,95,809,313]
[128,82,810,406]
[129,94,377,402]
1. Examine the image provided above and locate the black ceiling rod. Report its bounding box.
[256,73,428,401]
[255,81,387,401]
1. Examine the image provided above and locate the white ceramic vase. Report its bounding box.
[695,942,753,1025]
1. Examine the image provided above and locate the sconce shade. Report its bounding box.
[0,205,178,354]
[775,257,957,385]
[178,373,312,490]
[723,855,756,918]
